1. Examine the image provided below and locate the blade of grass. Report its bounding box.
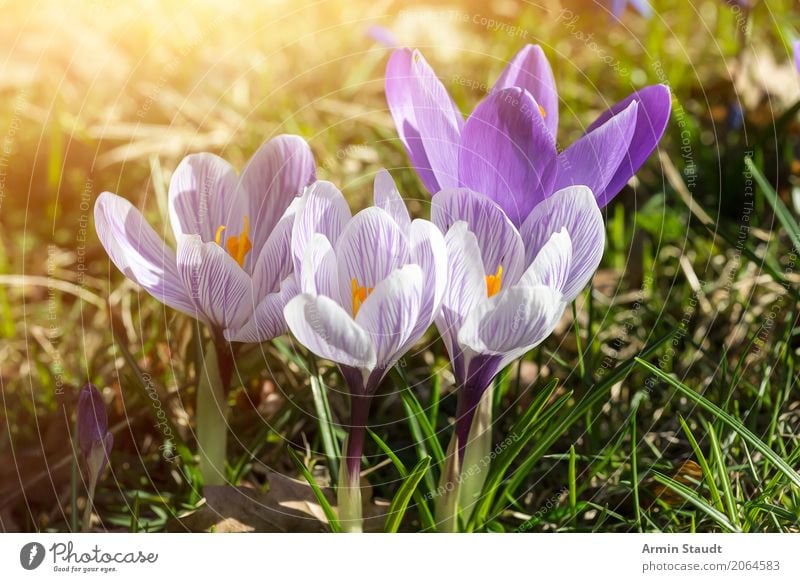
[367,428,436,531]
[746,156,800,254]
[635,358,800,488]
[383,456,431,533]
[651,471,740,532]
[288,447,341,533]
[677,416,724,516]
[704,421,739,527]
[310,370,340,483]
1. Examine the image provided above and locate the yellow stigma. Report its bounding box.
[351,278,373,317]
[538,104,546,118]
[214,216,253,268]
[485,264,503,298]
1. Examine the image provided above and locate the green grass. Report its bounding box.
[1,0,799,533]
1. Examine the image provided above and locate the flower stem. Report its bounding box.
[196,340,233,487]
[338,393,371,533]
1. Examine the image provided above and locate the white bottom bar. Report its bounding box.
[1,533,798,580]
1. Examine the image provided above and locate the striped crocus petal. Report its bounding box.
[354,264,424,373]
[284,293,377,380]
[434,222,489,385]
[432,188,526,287]
[94,192,197,320]
[224,277,298,343]
[168,153,242,244]
[176,235,255,332]
[291,180,351,278]
[458,284,563,371]
[237,134,316,256]
[373,168,411,234]
[334,207,409,315]
[406,219,448,341]
[520,186,605,303]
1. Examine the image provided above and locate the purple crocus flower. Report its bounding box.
[77,384,114,480]
[385,45,671,223]
[94,135,315,344]
[386,45,670,458]
[432,185,605,452]
[284,170,447,531]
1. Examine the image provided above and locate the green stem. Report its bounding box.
[196,339,233,486]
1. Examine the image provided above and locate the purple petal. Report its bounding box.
[431,188,525,287]
[239,134,316,254]
[386,49,463,194]
[519,186,605,302]
[167,153,241,243]
[94,192,197,318]
[225,277,298,343]
[385,49,440,193]
[373,169,411,233]
[251,210,294,299]
[518,228,573,294]
[551,100,638,206]
[284,293,376,371]
[176,235,255,332]
[355,265,423,372]
[458,284,563,366]
[291,181,351,278]
[459,87,557,226]
[77,384,108,459]
[335,207,409,315]
[493,45,559,138]
[299,234,338,300]
[434,222,487,382]
[585,85,671,205]
[407,50,464,192]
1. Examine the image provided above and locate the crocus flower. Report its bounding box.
[76,384,113,531]
[432,185,604,455]
[77,384,113,480]
[284,170,447,531]
[94,135,315,344]
[385,45,671,224]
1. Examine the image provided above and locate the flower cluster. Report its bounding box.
[94,44,670,532]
